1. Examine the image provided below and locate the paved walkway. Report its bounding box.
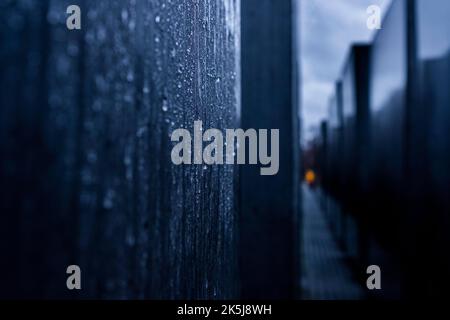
[301,184,365,300]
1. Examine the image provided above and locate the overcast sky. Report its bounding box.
[300,0,392,142]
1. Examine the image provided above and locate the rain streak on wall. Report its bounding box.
[0,0,240,299]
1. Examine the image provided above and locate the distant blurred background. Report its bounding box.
[301,0,450,299]
[301,0,391,142]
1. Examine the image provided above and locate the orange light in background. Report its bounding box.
[305,169,316,185]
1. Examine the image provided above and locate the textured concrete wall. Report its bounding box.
[240,0,301,299]
[0,0,240,299]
